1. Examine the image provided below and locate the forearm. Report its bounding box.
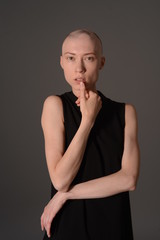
[66,169,136,200]
[41,169,137,237]
[54,119,92,191]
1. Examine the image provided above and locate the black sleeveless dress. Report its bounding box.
[43,90,133,240]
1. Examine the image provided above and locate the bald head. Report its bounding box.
[62,29,103,56]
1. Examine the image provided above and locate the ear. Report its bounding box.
[99,56,105,70]
[60,56,63,69]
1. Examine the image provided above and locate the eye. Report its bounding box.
[66,56,75,61]
[85,56,95,61]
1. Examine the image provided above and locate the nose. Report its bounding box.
[75,59,86,73]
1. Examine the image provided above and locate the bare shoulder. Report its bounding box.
[43,95,63,110]
[125,104,137,122]
[41,95,64,127]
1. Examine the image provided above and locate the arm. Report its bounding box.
[41,103,140,237]
[41,82,102,192]
[67,103,140,199]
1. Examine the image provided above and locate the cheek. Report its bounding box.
[65,64,74,72]
[63,67,74,82]
[63,65,72,75]
[87,64,99,76]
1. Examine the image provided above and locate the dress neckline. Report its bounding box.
[68,90,104,102]
[69,91,78,102]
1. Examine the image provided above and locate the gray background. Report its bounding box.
[1,0,160,239]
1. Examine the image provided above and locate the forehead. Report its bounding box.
[62,34,100,55]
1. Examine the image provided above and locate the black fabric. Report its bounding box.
[43,91,133,240]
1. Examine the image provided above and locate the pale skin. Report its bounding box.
[40,34,140,238]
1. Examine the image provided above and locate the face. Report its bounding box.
[60,34,105,96]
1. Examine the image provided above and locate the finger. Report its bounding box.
[80,82,86,100]
[46,222,51,238]
[44,215,48,233]
[41,214,44,231]
[86,92,89,99]
[75,99,80,104]
[98,96,101,101]
[76,102,80,107]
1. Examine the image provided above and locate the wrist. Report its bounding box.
[56,191,69,204]
[66,187,74,200]
[60,191,72,201]
[80,117,94,130]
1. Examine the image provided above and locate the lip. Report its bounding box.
[74,77,86,83]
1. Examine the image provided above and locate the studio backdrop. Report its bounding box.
[1,1,160,239]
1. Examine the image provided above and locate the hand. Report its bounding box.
[76,82,102,126]
[41,191,68,238]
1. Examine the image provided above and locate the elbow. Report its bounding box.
[52,177,70,192]
[128,175,137,192]
[121,169,138,192]
[50,168,71,192]
[129,184,136,192]
[55,183,70,192]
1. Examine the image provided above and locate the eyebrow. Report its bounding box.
[64,52,76,55]
[64,52,97,56]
